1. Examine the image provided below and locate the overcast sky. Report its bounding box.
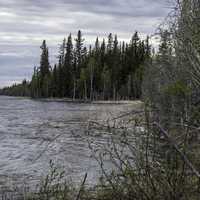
[0,0,170,88]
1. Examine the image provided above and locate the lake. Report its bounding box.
[0,96,140,191]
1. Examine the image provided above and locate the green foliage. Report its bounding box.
[164,81,191,97]
[0,79,30,97]
[40,40,50,83]
[1,31,150,100]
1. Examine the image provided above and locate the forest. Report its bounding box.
[1,0,200,199]
[0,31,150,100]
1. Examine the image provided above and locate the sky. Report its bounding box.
[0,0,171,88]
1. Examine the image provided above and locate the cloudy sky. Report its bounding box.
[0,0,170,88]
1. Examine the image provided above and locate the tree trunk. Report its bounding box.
[90,73,94,101]
[103,79,106,100]
[73,79,76,101]
[113,84,116,101]
[84,80,87,101]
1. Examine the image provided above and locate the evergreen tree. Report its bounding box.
[64,33,73,97]
[112,35,120,100]
[57,56,65,97]
[2,31,150,100]
[74,30,85,73]
[30,66,39,98]
[73,30,85,99]
[40,40,50,80]
[52,64,58,97]
[87,57,96,101]
[100,39,106,68]
[39,40,51,97]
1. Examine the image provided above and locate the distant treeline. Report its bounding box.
[0,31,151,100]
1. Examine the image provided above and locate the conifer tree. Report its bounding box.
[100,39,106,68]
[64,33,73,97]
[40,40,50,80]
[39,40,50,97]
[57,56,65,97]
[3,31,150,100]
[73,30,85,99]
[52,64,58,97]
[112,35,120,100]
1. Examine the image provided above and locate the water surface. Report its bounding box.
[0,96,137,190]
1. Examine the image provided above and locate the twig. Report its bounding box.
[153,122,200,179]
[76,173,87,200]
[110,110,145,121]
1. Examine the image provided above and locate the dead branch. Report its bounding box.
[76,173,87,200]
[153,122,200,179]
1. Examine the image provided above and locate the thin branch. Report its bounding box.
[153,122,200,179]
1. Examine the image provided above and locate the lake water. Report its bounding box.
[0,96,139,191]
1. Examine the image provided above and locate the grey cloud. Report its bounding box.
[0,0,170,87]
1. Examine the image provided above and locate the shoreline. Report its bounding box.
[0,95,142,105]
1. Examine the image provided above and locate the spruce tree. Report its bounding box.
[40,40,50,80]
[39,40,50,97]
[73,30,85,99]
[64,33,73,97]
[6,31,150,100]
[52,64,58,97]
[112,35,120,100]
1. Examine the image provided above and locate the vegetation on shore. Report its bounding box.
[1,0,200,199]
[0,31,150,100]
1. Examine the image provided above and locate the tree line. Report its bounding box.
[0,31,151,100]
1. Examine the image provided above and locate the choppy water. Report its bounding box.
[0,96,137,190]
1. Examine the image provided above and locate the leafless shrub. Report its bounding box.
[86,106,200,200]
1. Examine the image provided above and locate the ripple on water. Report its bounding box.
[0,96,138,188]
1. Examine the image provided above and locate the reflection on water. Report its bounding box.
[0,96,137,189]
